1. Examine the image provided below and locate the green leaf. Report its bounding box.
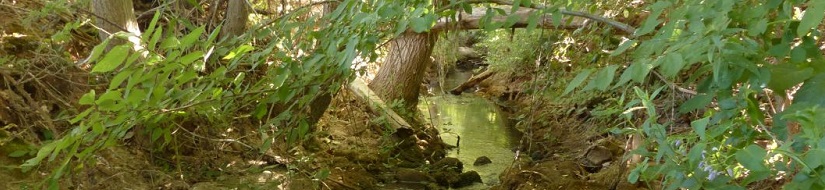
[659,53,684,78]
[108,70,134,90]
[272,70,289,89]
[179,51,204,66]
[70,109,93,124]
[797,0,825,37]
[634,1,670,36]
[180,26,205,49]
[410,17,431,33]
[394,20,409,36]
[552,10,563,27]
[462,3,473,14]
[9,150,29,157]
[804,149,825,172]
[315,168,331,180]
[748,19,768,36]
[125,88,147,106]
[95,90,123,111]
[591,65,618,91]
[86,39,110,63]
[149,27,163,51]
[160,36,180,49]
[525,11,541,31]
[223,45,254,60]
[205,24,222,49]
[563,69,592,95]
[768,64,813,94]
[735,145,769,172]
[790,46,807,64]
[79,90,96,105]
[142,10,162,41]
[503,14,521,28]
[678,94,713,113]
[691,117,709,140]
[741,170,770,185]
[611,39,636,56]
[92,45,130,73]
[151,128,162,142]
[795,73,825,106]
[176,70,198,84]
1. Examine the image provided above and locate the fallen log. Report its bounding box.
[348,77,413,131]
[449,70,495,95]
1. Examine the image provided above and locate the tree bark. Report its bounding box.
[92,0,142,49]
[221,0,249,39]
[369,32,436,111]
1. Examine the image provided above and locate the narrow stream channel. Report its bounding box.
[417,70,522,189]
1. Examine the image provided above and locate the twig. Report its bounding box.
[651,71,697,95]
[173,123,254,149]
[26,72,74,110]
[71,5,130,34]
[258,0,340,29]
[136,0,179,20]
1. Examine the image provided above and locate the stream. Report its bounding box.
[417,70,522,189]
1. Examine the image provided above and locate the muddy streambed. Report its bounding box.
[418,70,522,189]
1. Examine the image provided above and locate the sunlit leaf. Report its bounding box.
[79,90,96,105]
[92,45,130,73]
[160,36,180,49]
[735,145,769,172]
[797,0,825,37]
[180,26,205,49]
[611,39,636,56]
[108,70,134,90]
[86,39,110,64]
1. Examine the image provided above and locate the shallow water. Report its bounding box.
[416,70,521,189]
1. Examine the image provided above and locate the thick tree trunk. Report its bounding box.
[369,32,436,111]
[221,0,249,38]
[92,0,142,49]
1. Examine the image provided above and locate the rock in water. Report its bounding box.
[452,171,482,188]
[473,156,492,166]
[396,168,433,184]
[433,157,463,173]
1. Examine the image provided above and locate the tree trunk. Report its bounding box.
[92,0,142,49]
[221,0,249,39]
[369,32,436,111]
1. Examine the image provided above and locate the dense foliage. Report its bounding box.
[565,0,825,189]
[8,0,825,189]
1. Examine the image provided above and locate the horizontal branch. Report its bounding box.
[430,7,587,32]
[431,0,635,34]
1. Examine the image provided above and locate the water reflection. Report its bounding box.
[418,94,520,189]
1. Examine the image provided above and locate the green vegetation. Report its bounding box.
[2,0,825,189]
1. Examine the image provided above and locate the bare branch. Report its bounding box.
[434,0,635,34]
